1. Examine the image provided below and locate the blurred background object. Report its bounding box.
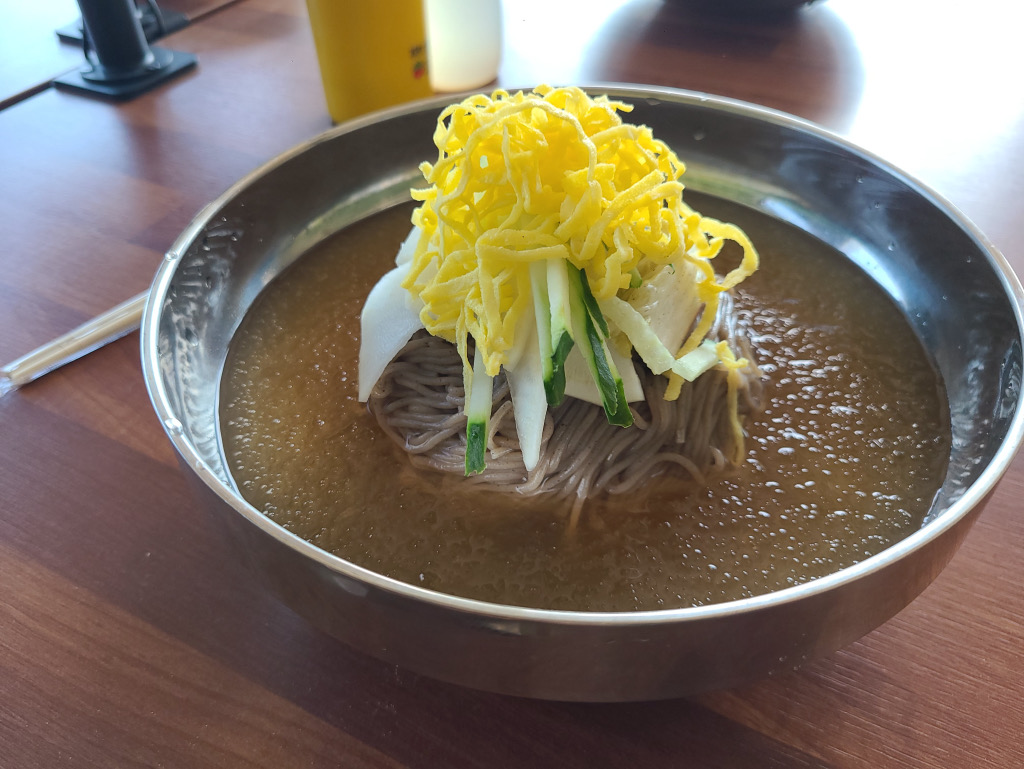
[52,0,196,99]
[425,0,503,92]
[56,0,188,45]
[305,0,431,123]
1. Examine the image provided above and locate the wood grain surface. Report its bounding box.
[2,0,1023,766]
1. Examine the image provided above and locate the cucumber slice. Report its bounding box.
[566,267,632,427]
[529,261,558,404]
[546,259,574,406]
[464,343,493,475]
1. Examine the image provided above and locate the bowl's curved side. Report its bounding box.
[142,87,1024,701]
[183,468,991,701]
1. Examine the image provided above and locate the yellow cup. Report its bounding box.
[305,0,433,124]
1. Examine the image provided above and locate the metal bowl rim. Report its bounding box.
[141,83,1024,627]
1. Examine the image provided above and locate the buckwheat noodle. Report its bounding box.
[368,293,762,522]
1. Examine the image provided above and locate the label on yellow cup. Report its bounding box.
[306,0,432,123]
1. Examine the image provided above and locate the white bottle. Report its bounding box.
[425,0,503,92]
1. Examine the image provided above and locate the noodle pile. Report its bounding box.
[369,293,763,519]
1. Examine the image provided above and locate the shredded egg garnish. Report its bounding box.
[403,85,758,392]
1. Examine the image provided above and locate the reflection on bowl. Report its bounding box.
[142,87,1024,702]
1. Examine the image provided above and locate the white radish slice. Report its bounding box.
[601,296,722,383]
[357,260,424,401]
[505,324,547,471]
[395,225,420,265]
[621,258,701,354]
[563,343,643,406]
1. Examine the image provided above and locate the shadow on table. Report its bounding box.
[578,0,865,132]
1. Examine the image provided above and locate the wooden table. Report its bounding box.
[2,0,1022,765]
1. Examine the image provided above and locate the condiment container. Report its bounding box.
[425,0,502,92]
[306,0,432,123]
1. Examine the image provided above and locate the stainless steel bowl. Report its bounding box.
[141,86,1024,702]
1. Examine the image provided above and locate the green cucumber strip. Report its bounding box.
[465,422,487,475]
[567,267,633,427]
[545,259,574,406]
[585,316,632,426]
[577,267,610,338]
[548,326,572,406]
[464,344,493,475]
[529,261,555,386]
[674,340,720,381]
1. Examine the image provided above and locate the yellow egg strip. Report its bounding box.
[715,341,751,465]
